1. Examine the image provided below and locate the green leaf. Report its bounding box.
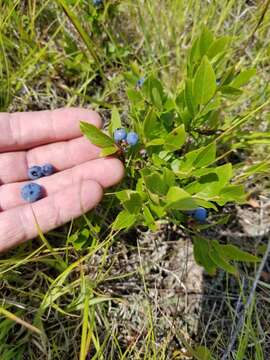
[164,97,175,111]
[194,56,216,105]
[180,108,193,128]
[164,125,186,152]
[123,193,142,214]
[100,145,118,157]
[127,88,143,103]
[112,210,137,231]
[144,173,168,195]
[230,68,256,88]
[188,37,201,65]
[142,206,157,231]
[221,66,235,85]
[193,198,218,211]
[109,106,121,136]
[69,229,90,250]
[152,87,163,109]
[172,148,201,175]
[143,109,159,140]
[193,238,216,275]
[185,78,196,115]
[143,77,165,109]
[217,185,246,205]
[116,190,133,202]
[175,89,186,111]
[220,85,243,96]
[166,187,197,210]
[150,203,166,217]
[206,36,230,59]
[216,243,260,262]
[186,164,232,197]
[193,163,232,182]
[199,27,214,56]
[80,122,115,148]
[193,143,216,168]
[209,243,238,275]
[163,168,175,187]
[116,190,142,213]
[146,138,165,147]
[199,97,221,117]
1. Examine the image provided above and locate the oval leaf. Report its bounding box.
[230,68,256,88]
[193,143,216,168]
[109,106,122,136]
[206,36,230,59]
[194,56,216,105]
[80,121,115,148]
[209,243,238,275]
[216,243,259,263]
[112,210,137,231]
[164,125,186,152]
[100,145,118,157]
[193,238,217,275]
[199,27,214,56]
[166,187,197,210]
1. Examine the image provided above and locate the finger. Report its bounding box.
[0,136,102,184]
[0,180,103,253]
[0,158,124,211]
[0,107,102,152]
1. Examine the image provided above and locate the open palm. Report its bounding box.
[0,107,124,253]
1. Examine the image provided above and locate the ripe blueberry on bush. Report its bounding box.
[114,128,127,143]
[126,131,139,146]
[42,163,54,176]
[193,207,208,223]
[136,77,145,88]
[28,166,43,180]
[21,183,43,203]
[93,0,103,6]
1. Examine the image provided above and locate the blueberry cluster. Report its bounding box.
[21,163,54,203]
[28,164,54,180]
[113,128,139,147]
[188,207,208,223]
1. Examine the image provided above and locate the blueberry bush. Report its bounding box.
[2,1,270,358]
[81,27,260,276]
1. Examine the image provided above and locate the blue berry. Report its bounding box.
[21,183,43,203]
[93,0,103,6]
[126,131,139,146]
[136,77,145,88]
[192,207,208,223]
[42,163,54,176]
[114,128,127,143]
[28,166,43,180]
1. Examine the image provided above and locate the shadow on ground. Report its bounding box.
[93,198,270,359]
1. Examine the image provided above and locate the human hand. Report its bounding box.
[0,108,124,253]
